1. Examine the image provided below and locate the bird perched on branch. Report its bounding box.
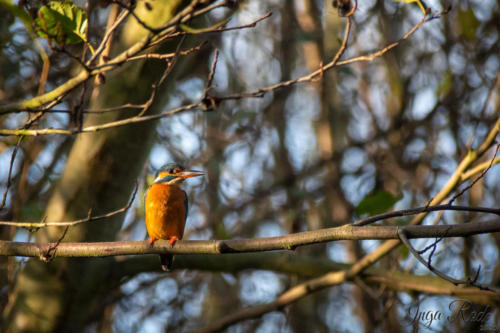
[145,163,204,271]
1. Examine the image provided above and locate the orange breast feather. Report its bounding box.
[145,184,187,241]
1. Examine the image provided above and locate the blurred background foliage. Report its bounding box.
[0,0,500,332]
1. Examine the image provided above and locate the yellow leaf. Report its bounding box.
[395,0,427,16]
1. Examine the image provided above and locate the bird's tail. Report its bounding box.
[160,254,174,271]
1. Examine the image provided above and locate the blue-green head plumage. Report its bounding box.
[153,163,205,185]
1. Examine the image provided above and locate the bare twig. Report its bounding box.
[352,204,500,227]
[0,183,138,228]
[201,49,219,111]
[397,229,498,292]
[200,84,500,331]
[0,137,23,210]
[87,5,131,66]
[450,143,500,205]
[215,4,435,104]
[0,1,224,114]
[40,226,70,262]
[0,102,203,136]
[137,35,187,117]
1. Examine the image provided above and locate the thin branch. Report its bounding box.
[0,183,137,228]
[0,102,203,136]
[137,35,187,117]
[450,143,500,204]
[1,219,500,258]
[86,5,131,66]
[201,49,219,111]
[397,229,498,291]
[41,225,69,262]
[0,137,23,210]
[201,77,500,331]
[124,40,207,63]
[352,204,500,227]
[0,0,222,114]
[215,6,446,104]
[461,157,500,181]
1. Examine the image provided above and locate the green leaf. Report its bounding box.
[399,244,409,258]
[355,190,402,217]
[35,1,87,45]
[216,222,230,240]
[437,71,454,98]
[458,8,480,41]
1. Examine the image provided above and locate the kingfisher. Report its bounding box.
[145,163,204,271]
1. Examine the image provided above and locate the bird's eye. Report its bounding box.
[168,168,174,174]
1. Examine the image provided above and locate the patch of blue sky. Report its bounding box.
[469,88,492,117]
[341,167,376,205]
[226,135,272,196]
[324,287,363,332]
[471,0,497,20]
[484,55,500,81]
[353,0,377,19]
[238,0,278,22]
[225,28,280,90]
[359,239,382,255]
[411,87,437,121]
[51,151,67,179]
[354,9,382,51]
[183,282,208,319]
[26,139,63,184]
[431,50,448,74]
[212,52,229,91]
[367,72,391,128]
[269,189,287,210]
[222,212,240,233]
[257,222,286,238]
[220,173,244,203]
[240,205,256,225]
[13,228,31,243]
[174,77,205,102]
[436,129,457,156]
[225,143,249,175]
[149,144,171,171]
[239,270,284,306]
[466,64,483,88]
[157,117,202,160]
[457,123,477,148]
[349,103,377,140]
[0,146,22,182]
[394,189,413,211]
[469,234,498,282]
[3,113,29,130]
[449,44,466,75]
[303,174,322,197]
[484,166,500,197]
[137,315,170,333]
[284,87,319,171]
[327,241,350,263]
[341,147,368,173]
[115,276,179,332]
[403,137,426,162]
[256,313,290,333]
